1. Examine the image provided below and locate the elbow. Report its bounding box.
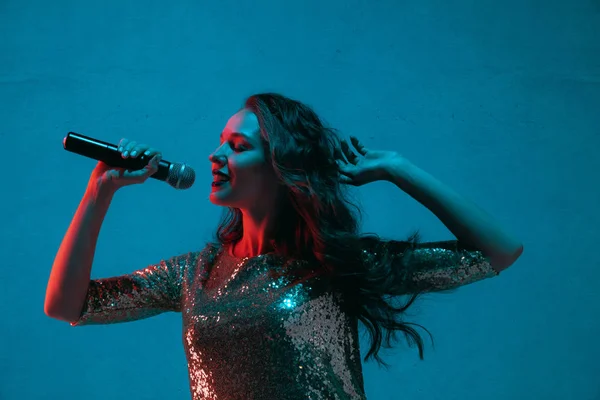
[44,292,59,318]
[44,303,65,322]
[44,302,53,318]
[490,243,524,273]
[44,299,80,324]
[44,301,64,321]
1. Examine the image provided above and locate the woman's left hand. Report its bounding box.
[336,136,404,186]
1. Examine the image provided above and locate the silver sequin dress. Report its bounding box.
[70,240,498,399]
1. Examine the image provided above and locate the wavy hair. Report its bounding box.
[213,92,430,367]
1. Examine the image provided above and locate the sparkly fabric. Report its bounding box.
[361,239,499,293]
[71,239,498,399]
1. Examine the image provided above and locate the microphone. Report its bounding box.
[63,132,196,189]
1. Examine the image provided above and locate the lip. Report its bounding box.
[211,180,229,187]
[212,169,231,182]
[212,169,230,179]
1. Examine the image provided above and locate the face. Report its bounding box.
[208,109,281,212]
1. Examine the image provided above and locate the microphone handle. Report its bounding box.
[63,132,170,181]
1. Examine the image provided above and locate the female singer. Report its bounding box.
[45,93,523,399]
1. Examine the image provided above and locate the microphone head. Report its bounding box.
[167,163,196,190]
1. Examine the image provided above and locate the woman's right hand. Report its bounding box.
[88,138,162,193]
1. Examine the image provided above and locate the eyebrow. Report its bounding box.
[220,132,250,141]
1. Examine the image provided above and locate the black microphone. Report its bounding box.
[63,132,196,190]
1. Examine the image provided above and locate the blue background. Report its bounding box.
[1,0,599,399]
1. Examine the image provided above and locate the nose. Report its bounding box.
[208,149,226,166]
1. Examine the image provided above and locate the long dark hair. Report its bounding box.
[213,92,430,367]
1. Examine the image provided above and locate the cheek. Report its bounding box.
[230,156,271,177]
[234,167,277,194]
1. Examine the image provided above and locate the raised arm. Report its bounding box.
[44,184,116,322]
[395,239,497,293]
[337,138,523,272]
[45,140,162,322]
[361,236,498,294]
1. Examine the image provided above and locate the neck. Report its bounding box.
[233,208,279,257]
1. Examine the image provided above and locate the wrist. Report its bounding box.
[84,182,116,206]
[382,157,416,183]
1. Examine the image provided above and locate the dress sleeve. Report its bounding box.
[70,252,193,326]
[361,238,498,294]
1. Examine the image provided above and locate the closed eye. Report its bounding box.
[229,141,247,152]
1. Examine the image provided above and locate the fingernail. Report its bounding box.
[131,151,137,157]
[123,151,128,157]
[144,150,150,155]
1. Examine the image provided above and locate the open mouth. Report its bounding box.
[212,180,229,187]
[212,170,230,186]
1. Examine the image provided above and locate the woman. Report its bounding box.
[45,93,523,399]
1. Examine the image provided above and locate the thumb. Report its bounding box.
[123,154,160,182]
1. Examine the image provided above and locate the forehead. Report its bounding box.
[221,109,260,140]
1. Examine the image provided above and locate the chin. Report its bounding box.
[209,193,230,206]
[209,186,237,207]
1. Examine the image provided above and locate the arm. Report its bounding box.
[383,159,523,273]
[44,185,115,322]
[45,182,189,325]
[69,253,189,326]
[361,236,498,293]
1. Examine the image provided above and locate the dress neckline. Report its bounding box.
[225,242,277,259]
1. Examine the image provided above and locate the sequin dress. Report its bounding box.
[70,240,498,399]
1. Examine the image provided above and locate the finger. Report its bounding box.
[122,154,159,179]
[147,151,162,167]
[143,147,159,157]
[146,154,161,172]
[122,141,137,158]
[336,160,354,176]
[122,167,152,181]
[350,136,368,156]
[105,168,123,181]
[341,140,358,165]
[148,152,162,169]
[118,138,129,151]
[129,143,150,158]
[333,148,347,163]
[338,174,355,185]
